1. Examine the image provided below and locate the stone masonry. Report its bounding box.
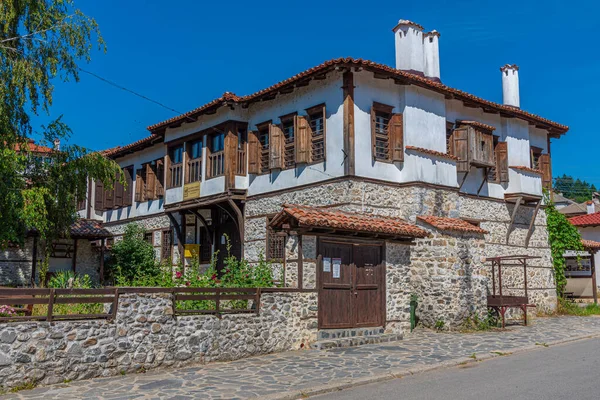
[0,292,318,390]
[244,179,556,332]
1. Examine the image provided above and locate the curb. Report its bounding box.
[261,333,600,400]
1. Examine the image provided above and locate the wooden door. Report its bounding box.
[318,240,384,329]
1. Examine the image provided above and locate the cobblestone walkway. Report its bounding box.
[4,316,600,400]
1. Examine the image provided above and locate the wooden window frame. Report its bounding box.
[206,131,225,179]
[186,138,203,184]
[122,166,134,207]
[446,121,455,156]
[371,102,394,163]
[266,217,286,261]
[530,146,543,171]
[167,145,184,189]
[306,104,327,164]
[135,167,145,202]
[236,125,247,176]
[256,120,271,175]
[279,112,298,170]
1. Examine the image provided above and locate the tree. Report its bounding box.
[0,1,121,248]
[554,174,598,203]
[110,224,159,284]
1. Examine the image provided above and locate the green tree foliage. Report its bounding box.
[554,174,598,203]
[545,192,583,295]
[110,224,159,283]
[0,1,121,248]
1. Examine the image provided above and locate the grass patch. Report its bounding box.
[557,298,600,316]
[459,311,500,333]
[535,342,549,347]
[469,353,477,360]
[491,351,511,356]
[8,381,37,393]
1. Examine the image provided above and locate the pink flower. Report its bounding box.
[185,281,191,287]
[175,271,182,279]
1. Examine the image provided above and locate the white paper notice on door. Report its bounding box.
[332,258,342,278]
[323,257,331,272]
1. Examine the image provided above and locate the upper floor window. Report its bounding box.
[187,139,203,183]
[446,121,455,155]
[371,102,403,162]
[530,146,542,170]
[236,127,247,175]
[280,113,296,169]
[306,104,326,163]
[168,146,183,188]
[207,133,225,178]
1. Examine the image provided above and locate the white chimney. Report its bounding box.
[587,201,595,215]
[500,64,520,108]
[53,138,61,151]
[423,30,441,81]
[393,20,424,75]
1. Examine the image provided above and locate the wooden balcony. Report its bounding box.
[236,148,246,175]
[168,163,182,189]
[187,158,202,183]
[208,151,225,179]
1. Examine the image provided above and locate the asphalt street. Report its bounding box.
[315,337,600,400]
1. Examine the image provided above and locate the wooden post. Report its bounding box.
[72,239,78,273]
[343,70,355,176]
[255,288,261,315]
[111,288,120,321]
[523,258,528,300]
[47,288,55,322]
[180,211,187,272]
[492,260,496,296]
[227,198,245,258]
[591,251,598,305]
[297,235,304,290]
[31,235,38,287]
[498,260,503,297]
[100,238,105,286]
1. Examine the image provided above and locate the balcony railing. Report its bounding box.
[187,158,202,183]
[169,163,182,188]
[208,151,225,178]
[236,148,246,175]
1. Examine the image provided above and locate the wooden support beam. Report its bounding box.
[72,239,78,273]
[343,71,355,176]
[458,170,470,191]
[100,238,105,286]
[298,235,304,290]
[477,168,489,196]
[167,212,185,263]
[227,198,245,258]
[525,200,542,248]
[506,196,522,244]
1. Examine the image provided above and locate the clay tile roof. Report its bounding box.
[570,212,600,227]
[146,58,569,135]
[417,215,488,234]
[273,205,429,238]
[70,219,111,239]
[582,239,600,250]
[509,165,542,175]
[405,145,458,161]
[457,120,496,131]
[15,139,54,154]
[101,134,163,159]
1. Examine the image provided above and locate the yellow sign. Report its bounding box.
[183,181,201,200]
[184,244,200,258]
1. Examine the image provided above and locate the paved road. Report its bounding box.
[4,316,600,399]
[315,337,600,400]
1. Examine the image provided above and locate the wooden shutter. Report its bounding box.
[370,107,377,159]
[104,184,114,209]
[123,167,133,207]
[248,130,260,174]
[453,128,469,173]
[269,124,284,169]
[155,159,165,197]
[145,163,156,200]
[94,180,104,211]
[539,154,552,189]
[114,173,124,208]
[295,115,311,164]
[135,168,144,202]
[390,113,404,162]
[495,142,509,184]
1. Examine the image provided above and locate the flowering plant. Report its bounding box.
[0,305,17,317]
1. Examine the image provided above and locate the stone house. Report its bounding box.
[2,19,568,331]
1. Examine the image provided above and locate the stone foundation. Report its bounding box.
[244,179,557,332]
[0,291,318,390]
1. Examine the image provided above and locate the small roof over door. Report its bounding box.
[269,204,428,240]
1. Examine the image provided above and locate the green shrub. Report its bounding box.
[48,271,93,289]
[558,298,600,316]
[110,223,159,283]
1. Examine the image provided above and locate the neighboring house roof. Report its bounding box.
[582,239,600,251]
[147,58,569,136]
[70,219,111,239]
[15,139,54,154]
[552,192,574,205]
[560,202,588,217]
[417,215,488,234]
[569,212,600,228]
[270,204,429,239]
[102,134,163,159]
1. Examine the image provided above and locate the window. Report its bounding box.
[76,196,86,211]
[207,133,225,178]
[122,166,134,207]
[307,105,326,163]
[281,114,296,169]
[144,160,164,201]
[446,121,455,155]
[266,223,285,261]
[370,102,403,162]
[200,230,212,263]
[236,127,247,175]
[565,257,592,277]
[258,122,270,174]
[187,139,203,183]
[144,232,153,244]
[168,146,183,188]
[531,146,542,170]
[135,167,145,202]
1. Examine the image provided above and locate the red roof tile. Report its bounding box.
[457,120,496,131]
[102,134,163,159]
[570,212,600,227]
[510,166,543,175]
[417,215,488,234]
[147,58,569,135]
[582,239,600,250]
[405,146,458,161]
[70,219,111,238]
[271,205,429,238]
[15,139,54,154]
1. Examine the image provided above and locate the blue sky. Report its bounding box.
[33,0,600,185]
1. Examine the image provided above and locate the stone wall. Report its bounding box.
[0,291,318,390]
[244,179,557,331]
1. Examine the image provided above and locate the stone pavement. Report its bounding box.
[4,316,600,400]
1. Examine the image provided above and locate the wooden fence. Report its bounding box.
[0,287,315,323]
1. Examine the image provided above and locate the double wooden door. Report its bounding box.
[318,241,385,329]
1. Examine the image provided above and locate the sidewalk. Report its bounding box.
[5,316,600,400]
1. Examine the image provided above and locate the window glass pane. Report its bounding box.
[212,133,224,152]
[171,146,183,163]
[190,140,202,159]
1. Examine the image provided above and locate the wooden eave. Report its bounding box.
[163,190,246,212]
